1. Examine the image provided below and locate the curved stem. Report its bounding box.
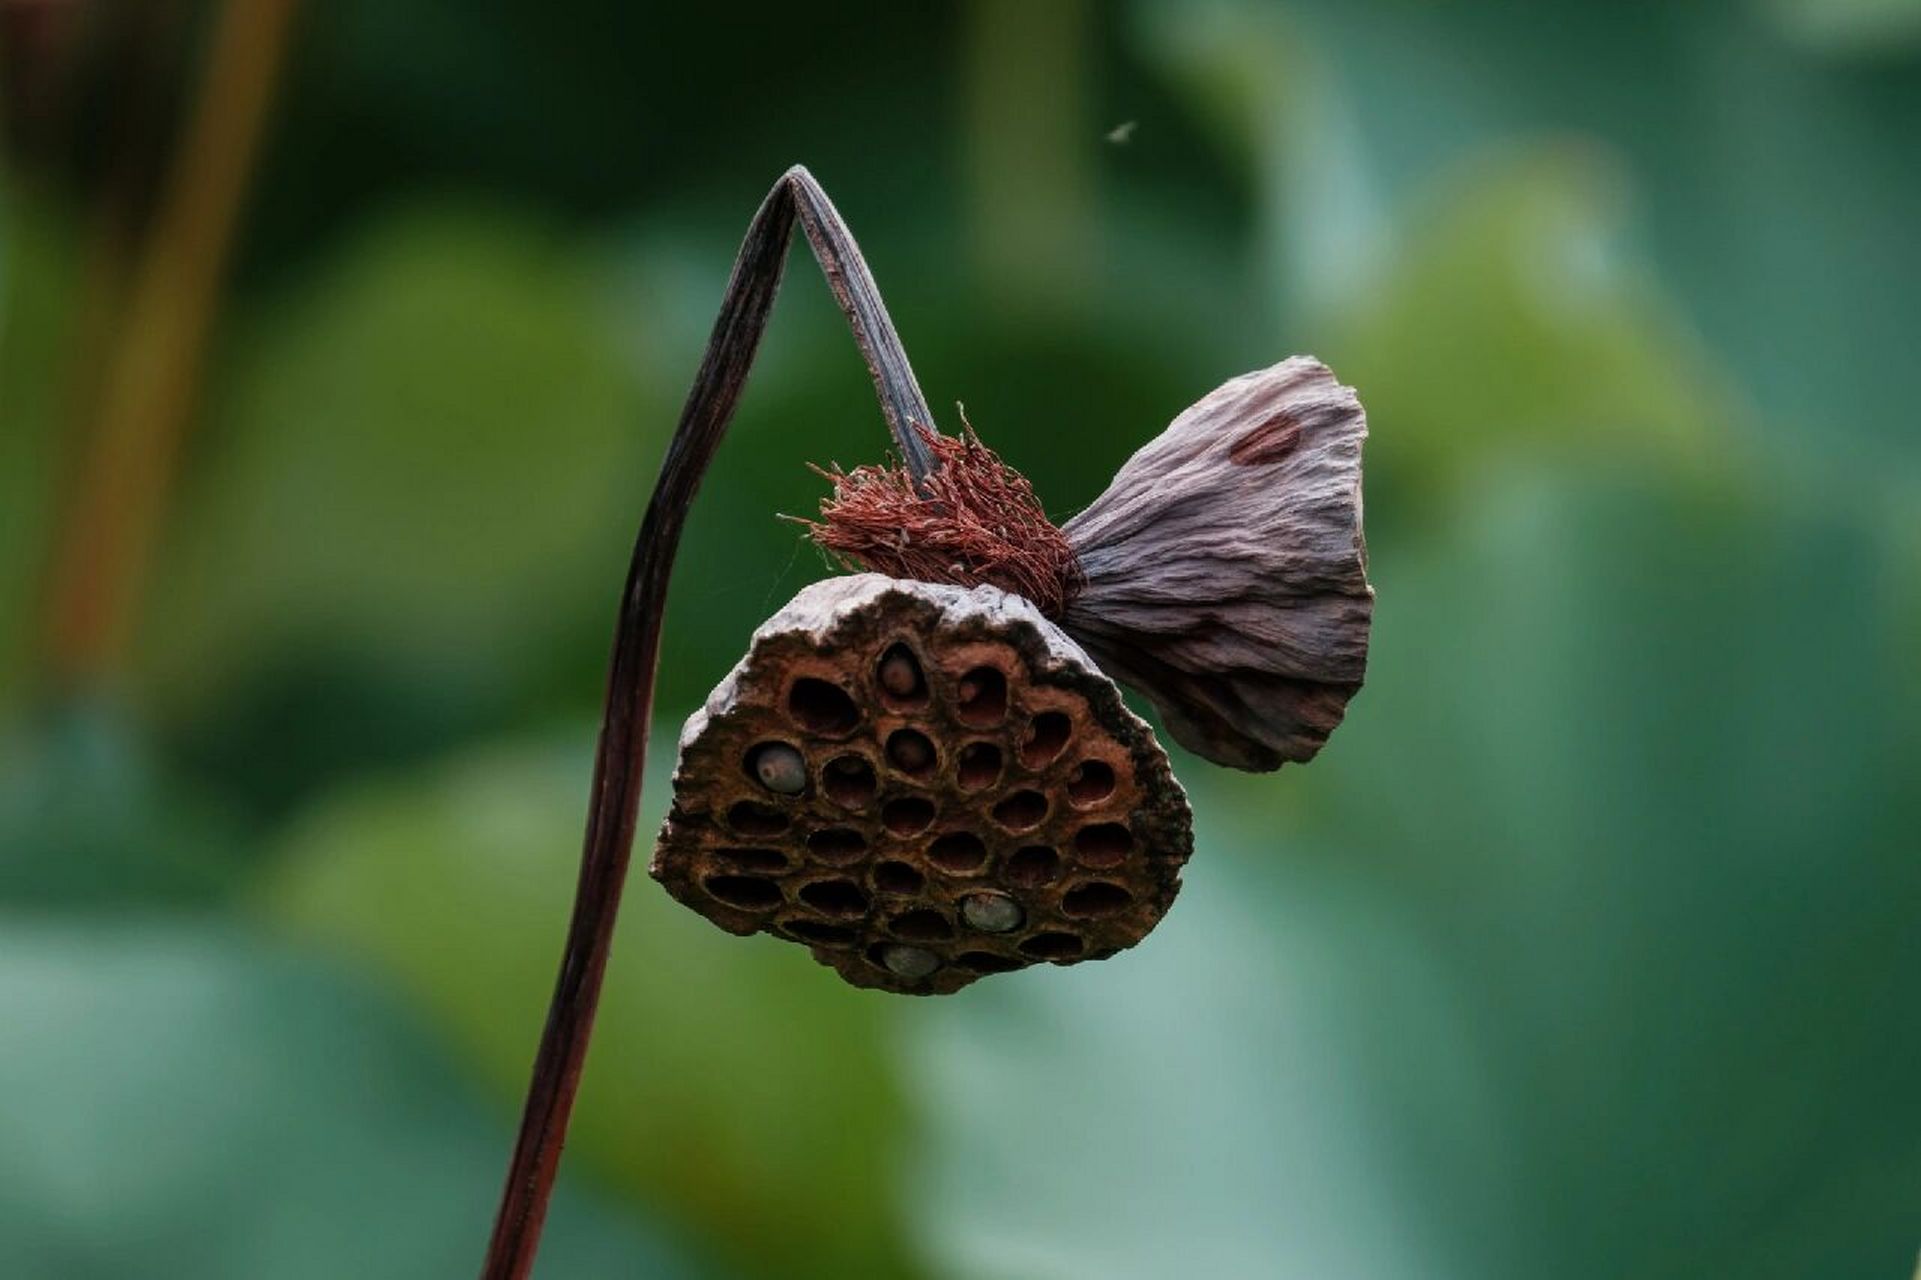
[480,166,937,1280]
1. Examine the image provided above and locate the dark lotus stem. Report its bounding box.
[481,166,937,1280]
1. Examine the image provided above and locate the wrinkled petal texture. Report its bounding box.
[1063,357,1373,771]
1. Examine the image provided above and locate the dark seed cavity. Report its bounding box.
[1020,932,1085,960]
[890,908,955,942]
[955,951,1024,974]
[788,677,859,735]
[822,755,878,809]
[1062,881,1133,918]
[956,742,1002,791]
[1067,759,1117,806]
[1073,822,1133,866]
[955,665,1008,726]
[727,801,789,837]
[991,789,1048,832]
[874,860,925,894]
[1020,711,1073,767]
[928,831,988,874]
[1005,845,1063,887]
[806,828,867,864]
[703,874,782,910]
[881,796,936,835]
[886,728,936,777]
[716,847,788,874]
[783,919,856,947]
[799,879,868,917]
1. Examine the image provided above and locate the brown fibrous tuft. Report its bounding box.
[797,425,1083,619]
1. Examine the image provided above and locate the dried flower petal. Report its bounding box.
[1060,357,1373,771]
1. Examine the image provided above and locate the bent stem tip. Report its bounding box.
[479,167,937,1280]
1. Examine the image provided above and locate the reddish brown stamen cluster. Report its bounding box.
[799,426,1083,619]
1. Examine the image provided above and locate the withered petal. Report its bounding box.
[1061,356,1373,771]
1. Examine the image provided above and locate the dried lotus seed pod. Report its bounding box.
[487,169,1375,1274]
[650,573,1193,995]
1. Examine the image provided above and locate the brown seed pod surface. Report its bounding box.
[651,573,1193,995]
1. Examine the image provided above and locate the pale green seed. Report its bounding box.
[961,892,1024,933]
[753,743,807,794]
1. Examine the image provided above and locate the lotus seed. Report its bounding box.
[752,743,807,794]
[879,649,922,697]
[881,944,941,980]
[961,892,1024,933]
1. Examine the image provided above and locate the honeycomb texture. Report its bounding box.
[650,574,1194,994]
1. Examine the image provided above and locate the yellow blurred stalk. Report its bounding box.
[41,0,300,686]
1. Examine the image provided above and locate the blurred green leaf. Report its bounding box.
[1149,0,1921,466]
[907,464,1921,1279]
[0,918,706,1279]
[0,703,241,906]
[1130,0,1384,321]
[904,854,1497,1279]
[140,202,659,749]
[1132,3,1736,520]
[1249,467,1918,1276]
[1328,148,1734,503]
[1760,0,1921,54]
[259,736,924,1279]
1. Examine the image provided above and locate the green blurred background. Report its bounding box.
[3,1,1919,1276]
